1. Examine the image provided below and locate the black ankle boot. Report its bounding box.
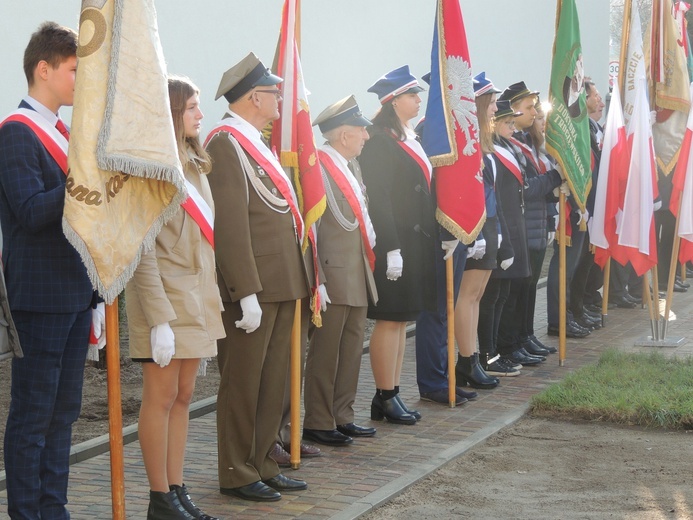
[394,386,421,421]
[455,353,499,389]
[171,484,219,520]
[371,391,417,425]
[147,490,196,520]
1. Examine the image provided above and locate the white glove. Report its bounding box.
[472,238,486,260]
[547,231,556,246]
[500,257,514,270]
[650,110,658,127]
[497,233,503,249]
[386,249,403,280]
[466,242,477,258]
[150,322,175,368]
[236,293,262,333]
[577,209,590,226]
[441,239,459,260]
[559,182,570,196]
[92,302,106,350]
[318,283,331,312]
[653,200,662,211]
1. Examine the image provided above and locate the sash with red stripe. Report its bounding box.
[319,150,376,271]
[205,123,304,242]
[510,136,542,174]
[181,178,214,249]
[0,109,68,174]
[396,139,432,189]
[493,146,523,185]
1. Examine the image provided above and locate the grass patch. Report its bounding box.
[530,348,693,430]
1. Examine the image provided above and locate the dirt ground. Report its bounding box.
[362,416,693,520]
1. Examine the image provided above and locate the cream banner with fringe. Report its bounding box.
[63,0,186,304]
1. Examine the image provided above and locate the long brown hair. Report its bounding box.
[370,100,406,140]
[168,75,211,173]
[475,93,495,154]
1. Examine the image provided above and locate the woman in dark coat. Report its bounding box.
[359,65,436,425]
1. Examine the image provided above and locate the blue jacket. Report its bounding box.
[0,101,94,313]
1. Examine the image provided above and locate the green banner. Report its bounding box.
[545,0,592,213]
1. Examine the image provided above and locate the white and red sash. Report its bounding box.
[181,178,214,249]
[493,146,523,185]
[395,129,432,188]
[318,148,376,271]
[204,116,304,242]
[509,136,543,174]
[0,108,68,174]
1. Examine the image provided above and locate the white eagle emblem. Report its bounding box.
[445,56,479,156]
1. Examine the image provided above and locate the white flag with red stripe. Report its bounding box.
[670,82,693,263]
[589,80,628,268]
[617,76,658,276]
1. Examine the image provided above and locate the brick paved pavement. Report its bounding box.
[1,283,692,519]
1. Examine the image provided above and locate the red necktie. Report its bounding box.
[55,119,70,141]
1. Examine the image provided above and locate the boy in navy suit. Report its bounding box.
[0,22,103,519]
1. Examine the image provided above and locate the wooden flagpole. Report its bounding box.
[446,257,456,407]
[290,0,302,469]
[662,198,683,337]
[558,192,567,366]
[105,301,125,519]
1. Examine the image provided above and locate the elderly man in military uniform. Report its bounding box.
[205,52,310,502]
[300,96,378,447]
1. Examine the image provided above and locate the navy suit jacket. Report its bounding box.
[0,101,94,314]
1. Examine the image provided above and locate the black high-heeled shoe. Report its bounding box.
[394,394,422,421]
[371,392,417,425]
[455,353,499,389]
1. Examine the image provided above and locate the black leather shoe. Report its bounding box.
[574,315,597,331]
[583,306,601,319]
[609,295,637,308]
[547,323,590,338]
[371,393,417,424]
[517,347,545,362]
[503,349,542,366]
[262,474,308,492]
[420,389,467,405]
[337,423,376,437]
[303,428,353,446]
[456,386,480,399]
[623,293,640,304]
[220,481,281,502]
[676,277,691,288]
[521,339,550,356]
[529,335,557,354]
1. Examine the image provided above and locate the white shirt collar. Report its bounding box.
[225,110,262,140]
[23,96,59,126]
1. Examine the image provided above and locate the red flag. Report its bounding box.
[271,0,326,325]
[421,0,485,243]
[670,83,693,263]
[617,76,658,276]
[590,81,629,268]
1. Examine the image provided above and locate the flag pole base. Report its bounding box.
[633,336,686,348]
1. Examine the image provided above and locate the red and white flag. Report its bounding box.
[270,0,326,325]
[617,76,659,276]
[670,82,693,263]
[589,80,628,268]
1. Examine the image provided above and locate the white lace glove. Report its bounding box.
[386,249,403,280]
[547,231,556,246]
[559,182,571,196]
[577,209,590,226]
[318,283,331,312]
[472,238,486,260]
[441,239,459,260]
[92,302,106,350]
[500,257,514,270]
[151,322,175,368]
[497,233,503,249]
[653,200,662,211]
[236,293,262,333]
